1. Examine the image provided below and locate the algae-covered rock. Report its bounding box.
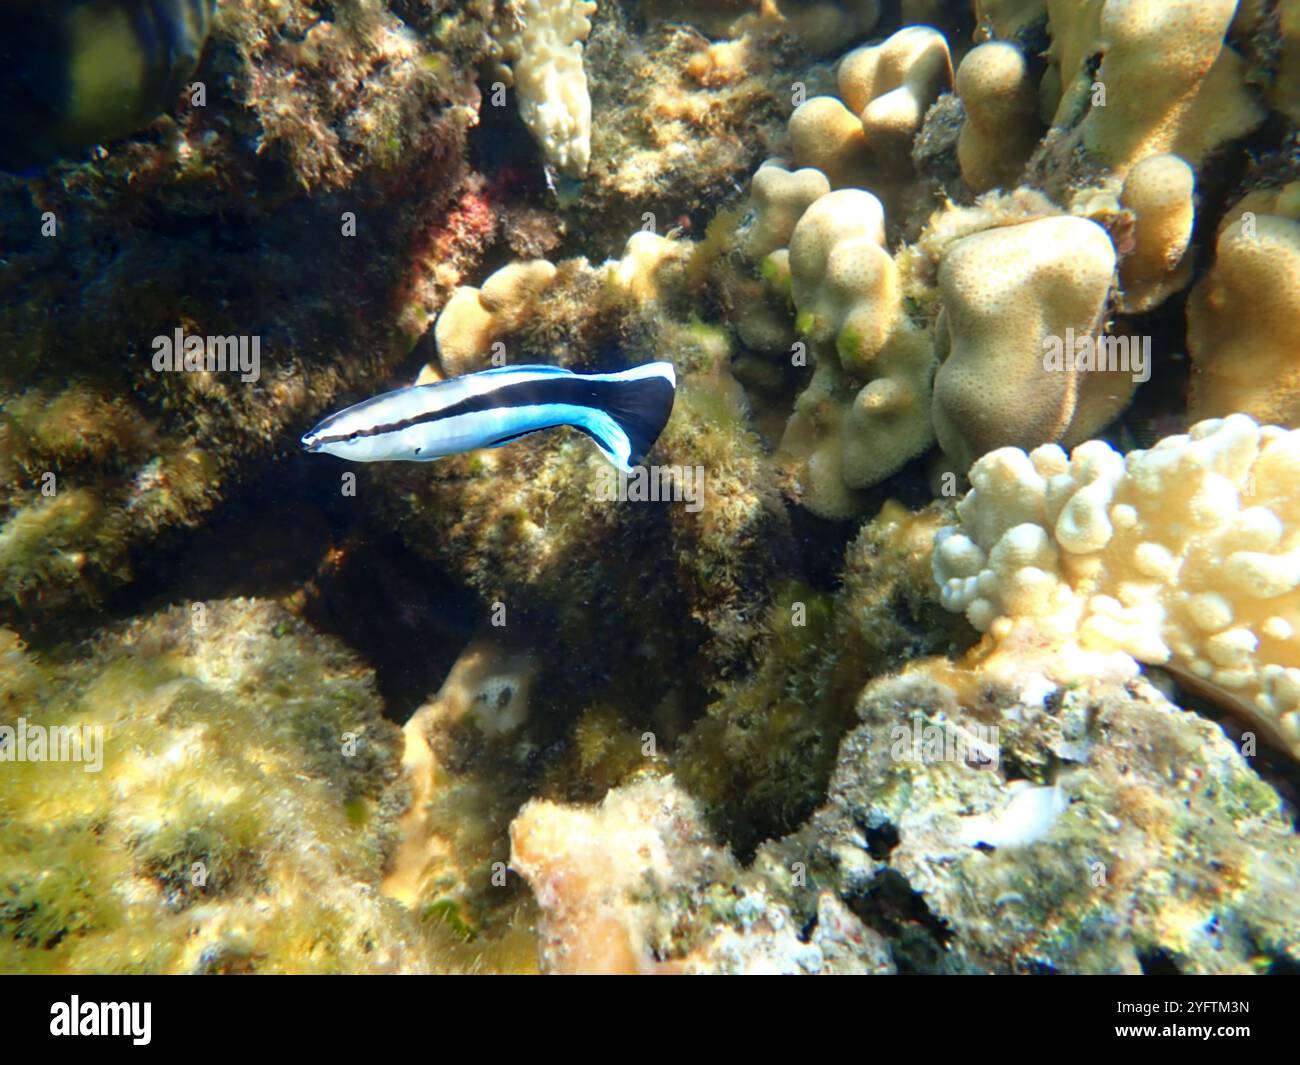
[0,599,421,974]
[509,774,896,974]
[753,665,1300,974]
[676,499,967,854]
[0,0,492,626]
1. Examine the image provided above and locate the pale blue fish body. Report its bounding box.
[301,362,677,472]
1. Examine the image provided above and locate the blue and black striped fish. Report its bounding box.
[301,362,677,471]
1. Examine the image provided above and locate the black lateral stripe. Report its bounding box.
[322,375,641,445]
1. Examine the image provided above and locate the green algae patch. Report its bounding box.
[0,601,430,974]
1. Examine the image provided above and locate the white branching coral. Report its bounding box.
[933,414,1300,760]
[497,0,598,178]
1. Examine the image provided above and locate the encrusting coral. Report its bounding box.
[381,637,543,947]
[510,774,895,974]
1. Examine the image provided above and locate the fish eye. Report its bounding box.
[348,432,360,441]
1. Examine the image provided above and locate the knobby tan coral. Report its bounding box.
[434,260,558,376]
[1116,153,1196,313]
[1069,0,1264,174]
[933,414,1300,761]
[773,189,935,516]
[1188,201,1300,427]
[955,41,1040,193]
[932,215,1129,472]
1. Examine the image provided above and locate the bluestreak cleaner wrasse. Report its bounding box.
[0,0,217,173]
[301,362,677,472]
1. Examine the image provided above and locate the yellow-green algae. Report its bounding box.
[0,599,535,974]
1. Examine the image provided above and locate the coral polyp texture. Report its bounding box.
[933,414,1300,761]
[932,215,1129,472]
[954,41,1039,193]
[1070,0,1264,174]
[1115,153,1197,313]
[701,0,1300,514]
[773,186,936,517]
[435,259,559,376]
[838,26,952,155]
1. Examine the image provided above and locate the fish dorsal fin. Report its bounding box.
[476,363,573,376]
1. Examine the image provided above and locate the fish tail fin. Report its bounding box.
[585,362,676,469]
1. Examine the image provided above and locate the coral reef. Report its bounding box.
[4,0,1299,981]
[933,414,1300,761]
[570,6,790,248]
[645,0,883,56]
[699,0,1296,514]
[510,637,1300,974]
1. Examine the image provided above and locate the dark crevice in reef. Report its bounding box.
[86,449,482,725]
[1137,949,1182,976]
[864,821,900,861]
[875,0,976,45]
[847,867,955,974]
[789,448,936,593]
[786,506,860,593]
[468,69,544,179]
